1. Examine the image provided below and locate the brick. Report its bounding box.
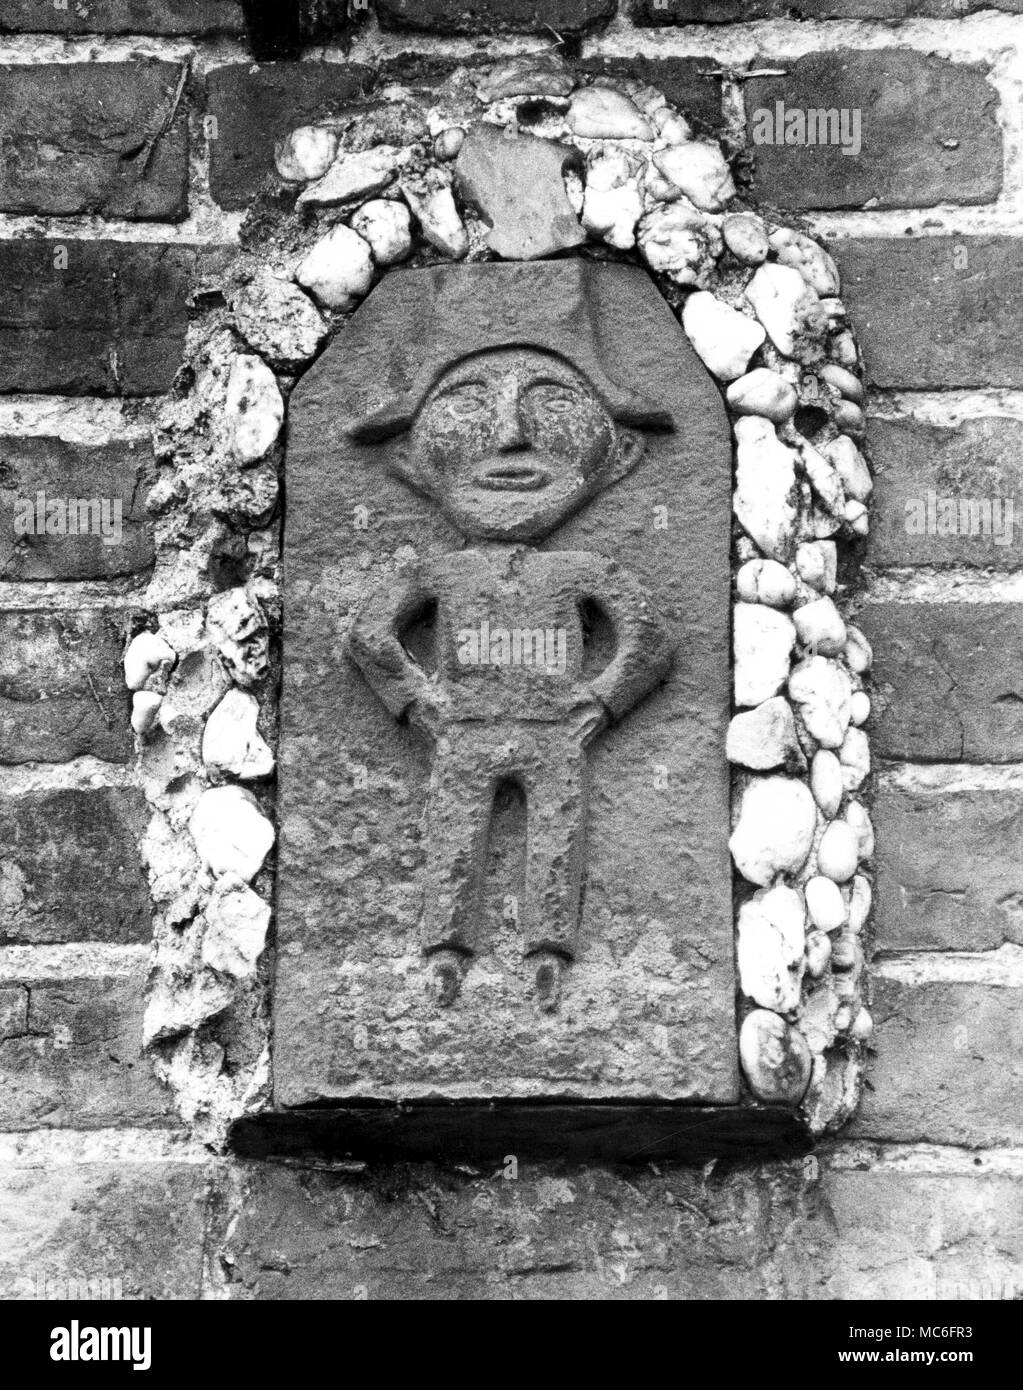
[835,238,1023,390]
[0,969,168,1127]
[0,62,188,221]
[874,783,1023,951]
[745,51,1000,211]
[0,610,132,764]
[634,0,1023,20]
[862,603,1023,763]
[0,241,219,396]
[206,62,374,210]
[868,416,1023,569]
[0,1162,209,1299]
[853,977,1023,1146]
[0,789,151,946]
[0,435,155,579]
[0,1,244,34]
[578,56,723,133]
[218,1155,1023,1299]
[375,0,616,32]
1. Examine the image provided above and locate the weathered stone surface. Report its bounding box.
[835,238,1023,390]
[0,1160,209,1300]
[863,603,1023,762]
[0,435,155,579]
[0,62,189,220]
[578,57,723,133]
[635,0,1023,16]
[875,783,1023,951]
[0,789,151,945]
[219,1156,1023,1299]
[0,241,219,396]
[454,124,586,260]
[745,51,1001,211]
[375,0,616,32]
[0,610,132,764]
[868,416,1023,568]
[0,0,244,33]
[206,63,375,209]
[0,970,167,1127]
[278,260,735,1105]
[853,976,1023,1146]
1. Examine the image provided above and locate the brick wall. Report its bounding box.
[1,1,1021,1301]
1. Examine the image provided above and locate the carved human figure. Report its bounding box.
[348,346,674,1009]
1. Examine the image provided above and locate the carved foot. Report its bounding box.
[426,950,465,1007]
[531,951,567,1013]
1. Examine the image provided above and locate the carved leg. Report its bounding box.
[522,739,588,998]
[421,735,497,1002]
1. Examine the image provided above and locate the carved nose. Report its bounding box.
[494,388,529,451]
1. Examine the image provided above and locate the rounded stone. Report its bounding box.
[788,656,852,749]
[739,1009,813,1105]
[733,602,796,707]
[124,629,175,690]
[434,127,465,161]
[654,140,735,211]
[682,291,766,382]
[202,687,275,780]
[794,596,847,656]
[845,624,873,674]
[849,1006,874,1042]
[820,362,864,402]
[830,929,862,972]
[232,274,327,371]
[805,929,832,979]
[726,695,804,772]
[846,801,875,859]
[296,225,374,309]
[568,85,654,140]
[805,874,847,932]
[839,726,870,790]
[722,211,769,264]
[848,873,872,933]
[768,227,840,296]
[816,819,860,882]
[737,884,806,1012]
[795,541,837,594]
[730,776,817,886]
[733,416,799,560]
[225,354,284,465]
[833,400,866,436]
[736,557,797,608]
[726,367,797,422]
[351,199,414,266]
[131,689,162,736]
[745,261,827,363]
[810,749,843,817]
[274,124,338,182]
[850,690,870,725]
[189,785,275,882]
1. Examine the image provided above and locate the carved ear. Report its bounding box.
[606,427,646,485]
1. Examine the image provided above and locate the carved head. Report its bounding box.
[387,347,646,541]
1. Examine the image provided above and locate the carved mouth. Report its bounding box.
[475,466,551,492]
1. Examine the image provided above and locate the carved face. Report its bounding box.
[403,348,643,541]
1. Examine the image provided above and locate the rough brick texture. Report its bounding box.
[207,62,375,210]
[0,1,244,33]
[375,0,616,32]
[0,610,132,764]
[0,241,224,396]
[217,1156,1023,1299]
[0,968,167,1127]
[854,976,1023,1146]
[0,1159,208,1299]
[875,783,1023,952]
[634,0,1023,20]
[0,789,152,945]
[0,435,155,579]
[745,52,1001,211]
[863,603,1023,763]
[869,416,1023,569]
[0,62,189,221]
[836,238,1023,390]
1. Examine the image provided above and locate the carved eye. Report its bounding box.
[438,385,489,420]
[526,384,579,415]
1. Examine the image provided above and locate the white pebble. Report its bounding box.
[849,1006,873,1042]
[274,125,338,182]
[582,147,644,250]
[733,602,796,707]
[850,690,870,726]
[739,1010,812,1104]
[737,884,806,1012]
[726,367,797,423]
[351,199,413,265]
[296,225,374,310]
[636,204,721,286]
[839,726,870,790]
[202,883,270,979]
[848,874,872,933]
[298,145,405,209]
[733,416,798,560]
[654,140,735,211]
[794,596,847,656]
[788,656,852,749]
[822,435,872,502]
[768,227,840,296]
[722,211,769,264]
[805,875,847,932]
[817,819,860,882]
[810,749,843,817]
[795,541,837,594]
[225,354,284,465]
[844,624,873,674]
[805,929,832,979]
[402,178,468,259]
[189,785,275,882]
[726,695,803,772]
[682,291,765,382]
[233,274,326,369]
[124,630,175,690]
[730,776,817,886]
[202,688,275,780]
[131,690,162,736]
[745,262,826,363]
[845,801,875,859]
[735,557,797,608]
[568,86,653,140]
